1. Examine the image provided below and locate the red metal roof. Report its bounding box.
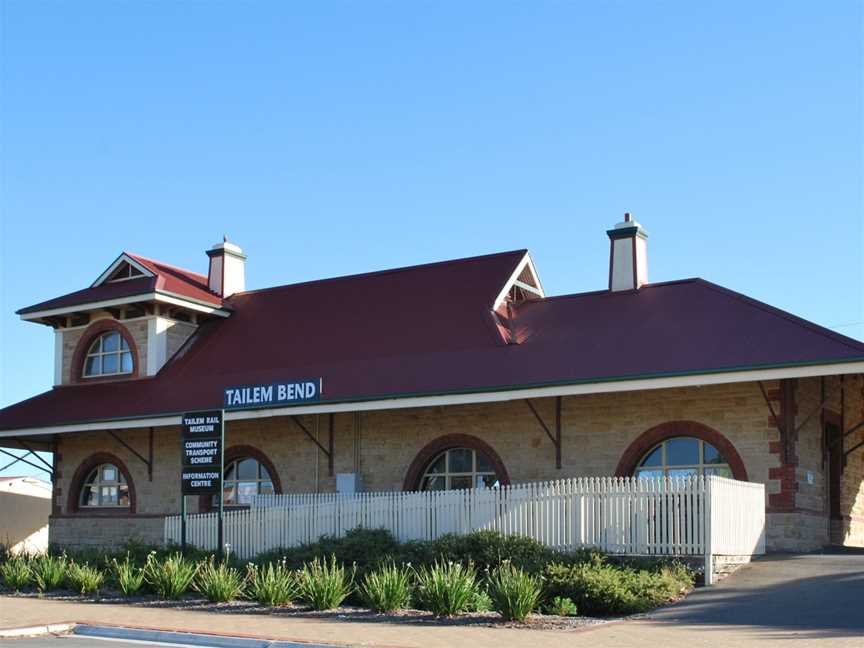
[1,249,863,432]
[17,252,222,315]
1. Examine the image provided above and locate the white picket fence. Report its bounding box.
[164,475,765,584]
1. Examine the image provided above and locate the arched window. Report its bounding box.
[634,437,732,479]
[83,331,134,377]
[221,457,275,506]
[404,434,509,491]
[78,463,130,508]
[420,447,500,491]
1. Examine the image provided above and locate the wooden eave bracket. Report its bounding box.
[0,441,54,478]
[525,397,562,469]
[107,428,154,480]
[291,415,334,476]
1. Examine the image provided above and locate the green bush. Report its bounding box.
[414,561,478,617]
[259,528,400,571]
[431,531,557,574]
[544,595,578,617]
[144,552,198,600]
[469,588,493,613]
[66,562,104,595]
[359,562,412,613]
[298,555,354,610]
[32,554,68,592]
[195,556,245,602]
[1,556,32,591]
[543,561,694,616]
[486,562,541,621]
[245,560,299,607]
[110,554,145,597]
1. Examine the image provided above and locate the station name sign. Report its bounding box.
[223,379,322,410]
[181,410,223,495]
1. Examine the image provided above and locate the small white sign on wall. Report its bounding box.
[806,471,814,485]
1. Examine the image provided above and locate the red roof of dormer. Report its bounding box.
[16,252,223,316]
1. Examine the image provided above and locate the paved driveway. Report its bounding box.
[647,549,864,637]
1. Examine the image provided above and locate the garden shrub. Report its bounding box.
[245,560,299,607]
[431,531,556,574]
[414,561,478,617]
[195,556,245,602]
[486,562,541,621]
[543,561,693,616]
[1,556,32,591]
[66,561,104,595]
[359,562,412,613]
[469,588,493,613]
[298,555,354,610]
[32,554,67,592]
[144,552,198,600]
[544,595,578,616]
[110,554,145,597]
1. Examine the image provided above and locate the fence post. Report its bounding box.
[703,476,714,586]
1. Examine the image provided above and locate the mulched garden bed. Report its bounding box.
[1,589,612,632]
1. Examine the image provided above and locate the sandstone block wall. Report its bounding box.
[49,376,864,553]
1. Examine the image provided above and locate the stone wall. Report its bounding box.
[61,314,149,384]
[761,375,864,551]
[49,376,864,552]
[59,313,197,385]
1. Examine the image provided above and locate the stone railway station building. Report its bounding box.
[1,217,862,552]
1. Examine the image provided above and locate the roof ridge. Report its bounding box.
[517,278,701,304]
[230,249,528,299]
[124,252,208,282]
[695,278,864,352]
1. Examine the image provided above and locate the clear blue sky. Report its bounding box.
[1,2,862,478]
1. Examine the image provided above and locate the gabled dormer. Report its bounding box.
[490,251,545,345]
[17,242,241,386]
[92,254,153,285]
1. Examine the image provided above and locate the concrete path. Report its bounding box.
[651,551,864,636]
[1,552,862,647]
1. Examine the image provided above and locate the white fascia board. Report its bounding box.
[493,252,545,310]
[20,292,230,321]
[2,360,862,439]
[19,294,157,320]
[91,253,155,287]
[154,292,230,317]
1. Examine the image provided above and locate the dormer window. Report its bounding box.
[83,331,134,377]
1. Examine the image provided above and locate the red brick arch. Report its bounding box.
[67,451,136,514]
[70,319,140,383]
[615,420,748,480]
[403,434,510,491]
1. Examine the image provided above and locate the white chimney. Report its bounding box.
[207,236,246,297]
[607,213,648,292]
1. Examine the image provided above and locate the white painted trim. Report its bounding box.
[492,253,545,310]
[2,360,862,439]
[53,330,64,386]
[153,292,230,316]
[91,254,154,287]
[20,292,229,321]
[513,280,544,296]
[146,316,171,376]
